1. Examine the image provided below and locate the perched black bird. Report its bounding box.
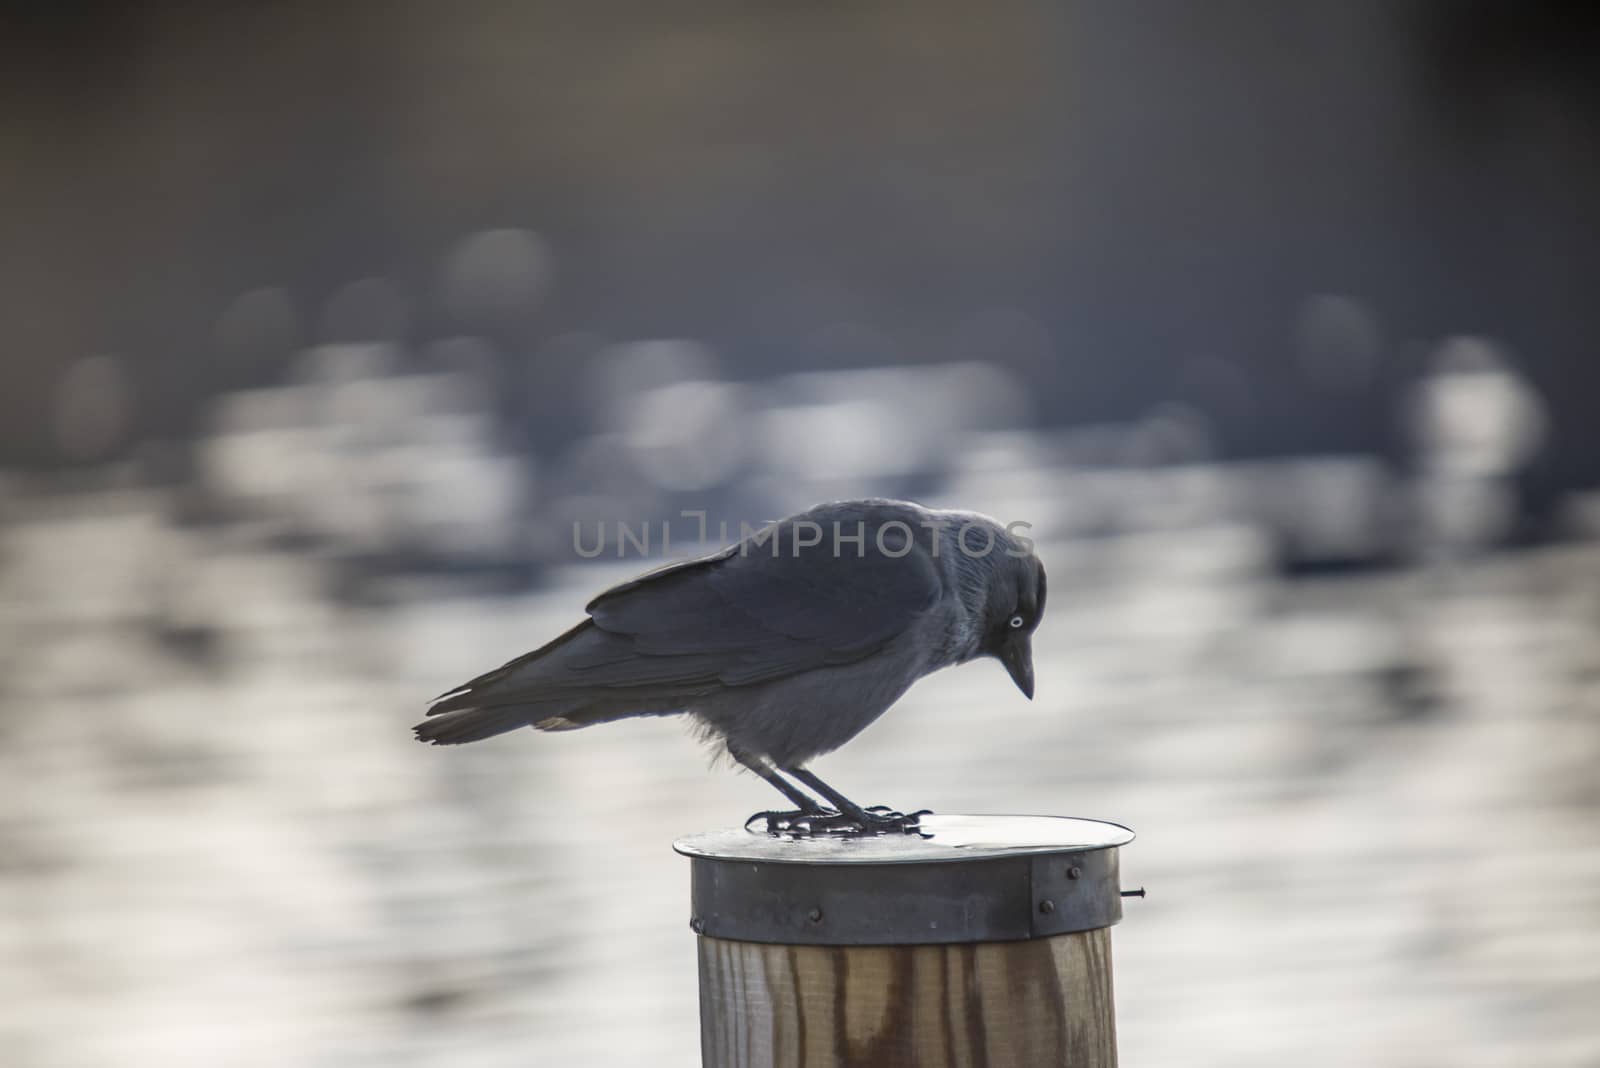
[416,499,1046,834]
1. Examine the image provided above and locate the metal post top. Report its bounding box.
[675,814,1133,865]
[677,814,1136,946]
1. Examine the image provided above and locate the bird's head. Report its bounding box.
[968,534,1047,700]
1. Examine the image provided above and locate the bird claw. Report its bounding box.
[746,809,832,835]
[747,806,932,839]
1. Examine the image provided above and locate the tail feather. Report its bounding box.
[415,620,689,745]
[412,699,655,745]
[413,705,540,745]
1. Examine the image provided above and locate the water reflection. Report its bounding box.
[1,472,1597,1065]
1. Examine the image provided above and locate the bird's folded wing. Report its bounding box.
[580,522,941,686]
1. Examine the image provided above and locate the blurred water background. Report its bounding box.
[2,3,1599,1065]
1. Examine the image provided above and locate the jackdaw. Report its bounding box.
[415,499,1046,834]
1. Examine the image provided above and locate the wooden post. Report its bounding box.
[676,814,1134,1068]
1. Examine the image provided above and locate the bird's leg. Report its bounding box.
[780,766,931,837]
[729,747,835,834]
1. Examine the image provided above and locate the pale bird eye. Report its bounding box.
[1008,614,1024,629]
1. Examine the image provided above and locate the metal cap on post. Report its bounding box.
[676,814,1135,1068]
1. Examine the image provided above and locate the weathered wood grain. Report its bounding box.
[698,928,1116,1068]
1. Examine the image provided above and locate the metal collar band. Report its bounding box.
[676,814,1134,946]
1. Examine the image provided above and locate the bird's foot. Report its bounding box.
[747,806,932,839]
[746,808,836,836]
[853,805,933,837]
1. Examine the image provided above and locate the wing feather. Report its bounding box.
[426,506,942,716]
[582,512,940,687]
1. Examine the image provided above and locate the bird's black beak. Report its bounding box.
[999,637,1035,700]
